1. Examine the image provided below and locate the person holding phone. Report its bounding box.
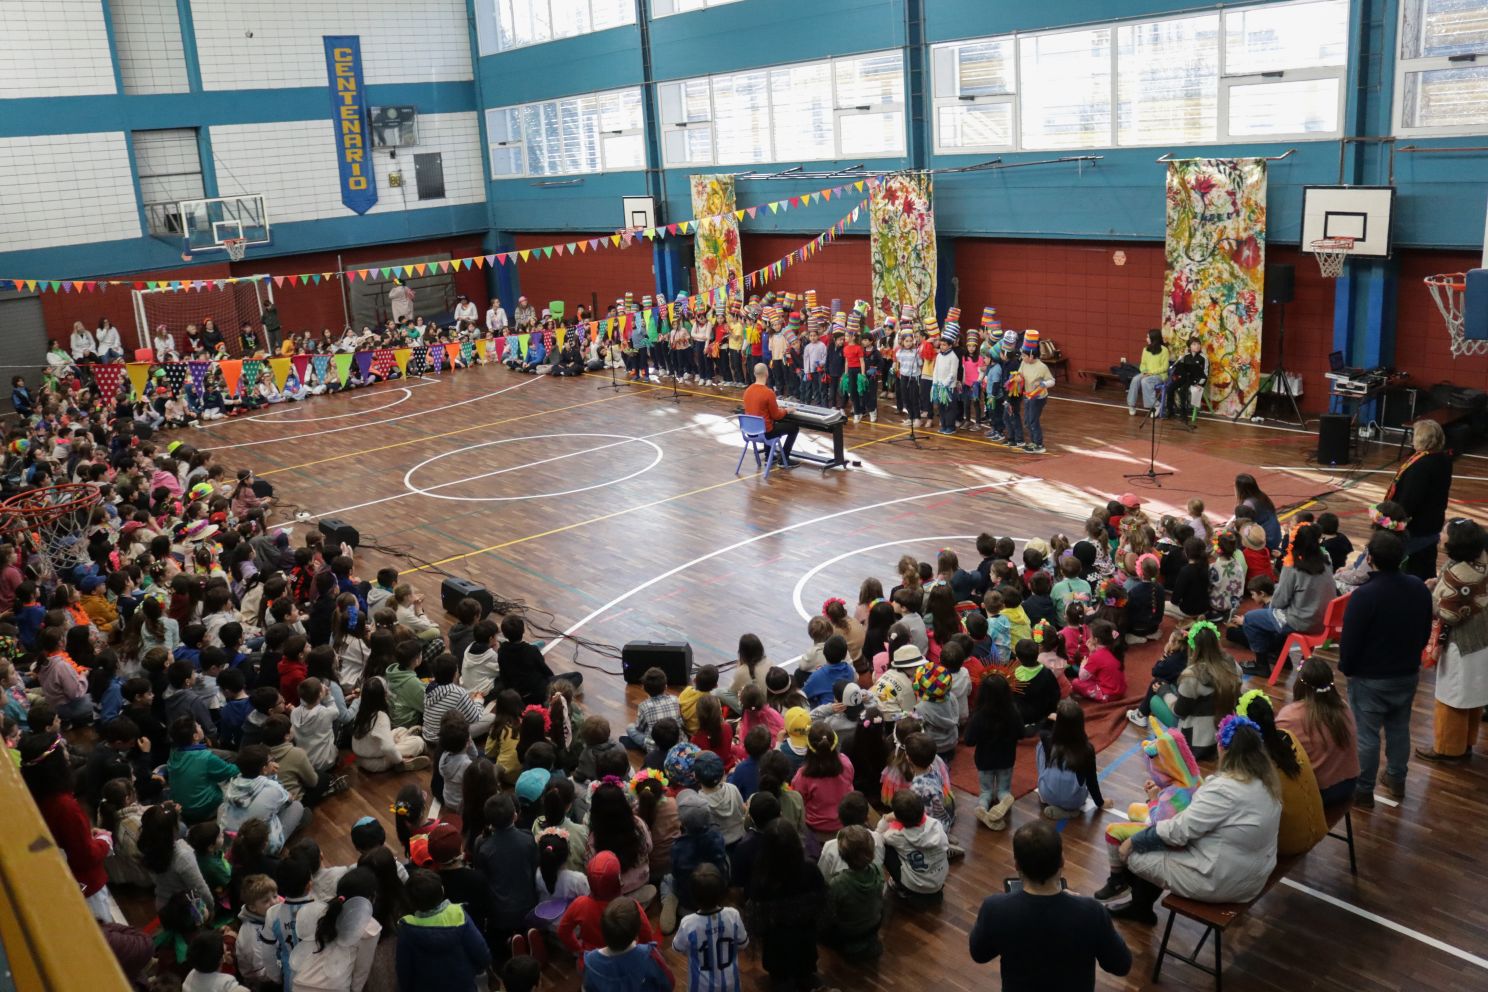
[968,821,1131,990]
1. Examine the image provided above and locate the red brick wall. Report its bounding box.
[1395,249,1488,393]
[39,262,232,353]
[741,235,873,311]
[512,233,658,318]
[231,235,490,333]
[953,238,1350,413]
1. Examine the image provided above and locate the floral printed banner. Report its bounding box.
[1161,159,1267,417]
[691,174,743,296]
[870,174,936,325]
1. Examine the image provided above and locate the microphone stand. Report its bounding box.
[1124,404,1174,487]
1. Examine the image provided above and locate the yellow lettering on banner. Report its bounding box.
[337,76,356,91]
[340,106,359,120]
[334,47,353,60]
[346,149,362,163]
[349,164,363,177]
[349,177,368,190]
[335,63,354,76]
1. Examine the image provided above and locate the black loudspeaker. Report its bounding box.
[622,641,693,686]
[1316,414,1352,465]
[318,518,360,550]
[441,576,494,617]
[1267,264,1295,305]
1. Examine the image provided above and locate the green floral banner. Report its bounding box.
[870,173,937,325]
[690,174,743,296]
[1161,158,1267,417]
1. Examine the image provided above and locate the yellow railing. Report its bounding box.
[0,748,131,991]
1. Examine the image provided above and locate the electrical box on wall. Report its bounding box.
[388,172,403,188]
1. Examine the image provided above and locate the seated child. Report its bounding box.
[183,931,248,992]
[816,791,884,879]
[644,718,681,772]
[621,668,682,753]
[395,868,492,992]
[582,899,674,991]
[821,825,885,959]
[557,851,658,966]
[727,725,770,801]
[736,684,784,747]
[1070,621,1125,703]
[677,665,718,736]
[1036,699,1109,819]
[694,751,745,846]
[876,789,948,903]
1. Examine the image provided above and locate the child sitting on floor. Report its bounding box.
[1036,699,1110,819]
[877,789,948,903]
[1070,620,1125,703]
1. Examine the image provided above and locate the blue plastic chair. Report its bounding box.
[736,414,785,480]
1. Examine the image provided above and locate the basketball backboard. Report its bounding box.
[1300,186,1396,259]
[146,194,271,254]
[622,196,656,230]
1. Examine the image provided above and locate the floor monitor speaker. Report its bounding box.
[622,641,693,686]
[1316,413,1352,465]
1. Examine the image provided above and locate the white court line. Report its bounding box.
[1262,465,1488,483]
[200,373,543,450]
[309,421,706,518]
[242,387,414,424]
[543,479,1032,655]
[1281,879,1488,971]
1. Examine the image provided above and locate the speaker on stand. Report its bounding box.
[1233,264,1306,428]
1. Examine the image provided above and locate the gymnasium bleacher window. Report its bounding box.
[475,0,636,55]
[932,0,1348,154]
[133,128,205,237]
[653,0,744,16]
[1395,0,1488,135]
[485,87,646,178]
[657,51,906,167]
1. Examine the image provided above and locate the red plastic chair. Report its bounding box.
[1271,591,1350,685]
[133,348,155,363]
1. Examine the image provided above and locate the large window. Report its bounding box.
[1395,0,1488,135]
[932,0,1349,154]
[653,0,744,15]
[486,87,646,178]
[657,51,906,166]
[475,0,635,55]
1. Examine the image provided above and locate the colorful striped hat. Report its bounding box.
[1002,329,1020,350]
[786,311,803,330]
[846,308,863,335]
[981,305,998,328]
[641,295,653,309]
[946,306,961,327]
[1022,328,1041,352]
[624,291,634,308]
[913,661,953,702]
[941,321,961,346]
[805,289,818,311]
[965,327,981,350]
[830,299,842,315]
[831,311,847,333]
[900,303,917,324]
[922,310,940,336]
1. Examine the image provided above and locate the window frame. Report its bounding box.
[485,86,647,180]
[656,49,906,168]
[1392,0,1488,137]
[930,0,1349,154]
[652,0,744,16]
[476,0,636,56]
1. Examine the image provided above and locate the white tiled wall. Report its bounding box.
[0,1,116,99]
[111,0,190,94]
[192,0,473,91]
[0,133,141,251]
[209,112,486,222]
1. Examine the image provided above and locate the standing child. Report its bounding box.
[1036,700,1110,819]
[744,820,826,992]
[964,673,1023,831]
[395,869,492,992]
[672,863,748,992]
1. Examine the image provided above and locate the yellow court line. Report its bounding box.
[411,429,912,571]
[259,386,658,475]
[1279,498,1319,522]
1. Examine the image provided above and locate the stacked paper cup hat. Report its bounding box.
[624,291,634,309]
[785,311,802,346]
[942,319,961,346]
[946,306,961,327]
[805,289,818,311]
[922,308,940,336]
[830,298,842,315]
[1023,328,1041,352]
[1002,329,1020,351]
[641,295,653,309]
[899,303,917,324]
[982,305,998,328]
[965,326,981,351]
[831,311,847,333]
[846,307,863,335]
[783,291,799,311]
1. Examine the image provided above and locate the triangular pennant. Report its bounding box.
[187,361,210,392]
[769,202,779,214]
[410,345,428,375]
[610,235,622,247]
[734,210,746,221]
[355,351,374,380]
[90,363,126,397]
[519,250,531,262]
[518,333,531,358]
[823,189,832,201]
[291,354,310,383]
[428,344,444,372]
[124,362,150,398]
[268,357,291,389]
[326,353,346,386]
[163,363,188,395]
[241,360,263,392]
[219,359,243,396]
[445,343,460,367]
[393,348,412,376]
[566,242,577,254]
[310,355,330,383]
[541,246,553,258]
[477,339,491,361]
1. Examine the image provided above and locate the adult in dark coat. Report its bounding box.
[1387,419,1454,580]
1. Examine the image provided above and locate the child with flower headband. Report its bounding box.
[1125,553,1166,644]
[1334,500,1409,593]
[1032,622,1073,700]
[1070,620,1125,703]
[535,826,589,911]
[1235,689,1326,856]
[1172,621,1242,760]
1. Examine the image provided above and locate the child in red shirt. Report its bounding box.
[1070,620,1125,702]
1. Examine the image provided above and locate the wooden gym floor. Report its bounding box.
[168,365,1488,990]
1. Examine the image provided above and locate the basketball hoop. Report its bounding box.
[1424,273,1488,357]
[0,483,103,581]
[1310,237,1355,279]
[223,237,247,261]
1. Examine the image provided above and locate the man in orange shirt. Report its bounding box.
[743,362,799,467]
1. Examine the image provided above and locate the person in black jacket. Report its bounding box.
[1386,418,1454,579]
[1339,531,1432,808]
[496,614,581,705]
[969,821,1131,991]
[1170,537,1212,619]
[1167,337,1208,421]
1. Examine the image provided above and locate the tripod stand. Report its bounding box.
[595,343,626,393]
[1233,301,1306,427]
[883,378,925,450]
[1124,405,1174,487]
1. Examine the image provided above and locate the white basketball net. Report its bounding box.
[223,237,247,261]
[1310,237,1354,279]
[1425,275,1488,358]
